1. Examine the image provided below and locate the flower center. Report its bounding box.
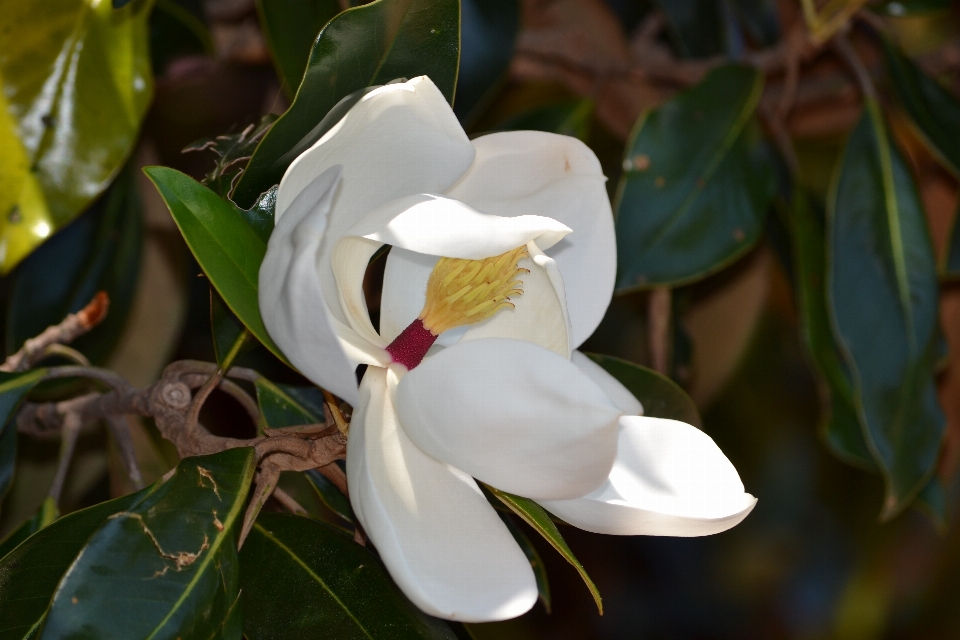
[386,246,529,369]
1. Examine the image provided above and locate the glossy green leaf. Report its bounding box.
[945,202,960,279]
[827,101,944,519]
[498,512,550,613]
[0,0,153,272]
[584,353,702,428]
[239,185,278,244]
[304,468,354,524]
[485,485,602,615]
[211,288,253,370]
[39,448,256,639]
[6,165,143,366]
[256,0,341,96]
[0,497,58,562]
[497,99,594,142]
[614,64,774,291]
[0,369,49,509]
[881,37,960,177]
[0,490,146,640]
[232,0,461,207]
[255,379,325,430]
[240,512,456,639]
[455,0,519,124]
[143,166,290,366]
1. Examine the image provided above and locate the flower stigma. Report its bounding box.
[386,245,530,369]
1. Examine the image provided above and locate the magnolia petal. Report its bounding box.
[259,167,385,405]
[540,417,757,536]
[346,193,570,259]
[276,76,476,326]
[380,247,437,344]
[447,132,616,347]
[347,366,537,622]
[394,338,621,500]
[331,236,387,349]
[571,351,643,416]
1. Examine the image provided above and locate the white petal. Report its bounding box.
[540,417,757,536]
[347,366,537,622]
[276,77,476,326]
[380,247,437,344]
[446,131,616,347]
[394,338,621,500]
[259,167,387,405]
[346,193,570,258]
[330,236,387,349]
[571,351,643,416]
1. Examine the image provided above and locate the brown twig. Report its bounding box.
[48,411,83,505]
[272,487,308,516]
[648,288,672,375]
[239,463,281,548]
[105,415,145,489]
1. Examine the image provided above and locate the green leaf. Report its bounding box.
[0,0,153,272]
[614,64,774,291]
[6,164,143,366]
[0,369,49,508]
[255,379,325,430]
[729,0,780,47]
[304,469,355,524]
[231,0,461,207]
[485,485,602,615]
[827,101,944,519]
[0,490,147,639]
[881,37,960,177]
[0,497,58,562]
[210,288,253,370]
[497,99,594,142]
[584,353,702,428]
[39,448,256,639]
[240,512,457,639]
[874,0,951,16]
[454,0,519,124]
[256,0,341,97]
[497,512,550,613]
[945,201,960,279]
[239,185,278,244]
[143,166,290,366]
[652,0,725,58]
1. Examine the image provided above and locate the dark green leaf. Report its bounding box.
[239,185,278,244]
[0,497,58,562]
[729,0,779,47]
[304,468,355,523]
[39,448,256,639]
[496,99,594,142]
[584,353,702,428]
[0,0,152,272]
[0,369,49,508]
[211,288,253,370]
[485,485,602,614]
[0,490,147,640]
[256,0,341,96]
[874,0,951,16]
[7,165,143,366]
[652,0,725,58]
[498,512,550,613]
[143,166,290,366]
[614,64,774,291]
[945,201,960,279]
[881,37,960,177]
[255,379,324,430]
[232,0,461,207]
[784,189,876,470]
[827,101,944,519]
[240,512,456,639]
[455,0,519,124]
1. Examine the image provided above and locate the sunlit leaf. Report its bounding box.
[614,64,774,291]
[0,497,58,562]
[256,0,341,96]
[827,101,944,519]
[584,353,702,427]
[881,37,960,177]
[0,369,49,510]
[496,99,594,142]
[240,512,457,639]
[143,166,289,366]
[485,485,602,614]
[232,0,461,207]
[455,0,519,124]
[0,0,153,272]
[39,448,256,639]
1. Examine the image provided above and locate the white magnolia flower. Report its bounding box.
[259,76,756,622]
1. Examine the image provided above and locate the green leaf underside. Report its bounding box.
[143,166,289,366]
[485,486,602,615]
[0,369,49,507]
[38,448,256,639]
[827,101,944,519]
[614,64,775,291]
[240,512,456,640]
[0,497,59,563]
[0,491,146,639]
[256,0,341,97]
[584,353,701,428]
[881,37,960,178]
[496,99,594,142]
[232,0,461,208]
[304,469,355,523]
[497,512,551,613]
[256,378,325,430]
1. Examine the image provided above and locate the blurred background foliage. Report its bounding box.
[2,0,960,638]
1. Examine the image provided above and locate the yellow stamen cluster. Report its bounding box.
[419,246,529,335]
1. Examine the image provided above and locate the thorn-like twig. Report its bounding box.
[106,415,144,489]
[238,464,281,548]
[322,390,350,436]
[272,487,307,516]
[48,412,83,505]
